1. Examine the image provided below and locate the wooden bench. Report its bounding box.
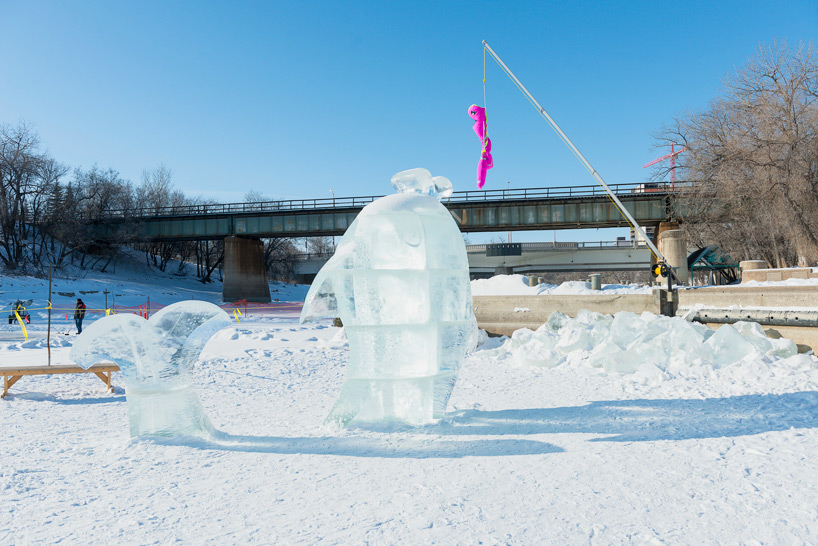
[2,364,121,398]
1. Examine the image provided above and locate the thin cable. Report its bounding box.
[483,46,488,139]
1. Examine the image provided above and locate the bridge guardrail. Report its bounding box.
[293,240,646,260]
[96,182,678,220]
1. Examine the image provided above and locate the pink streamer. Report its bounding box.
[468,104,493,189]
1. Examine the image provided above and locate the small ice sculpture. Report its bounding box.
[301,168,474,426]
[70,301,232,438]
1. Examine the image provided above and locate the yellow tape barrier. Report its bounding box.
[14,311,28,341]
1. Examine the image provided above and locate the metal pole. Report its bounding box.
[329,189,336,249]
[482,40,667,265]
[506,181,511,243]
[47,264,52,366]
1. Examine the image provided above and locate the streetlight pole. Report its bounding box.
[329,189,336,250]
[506,181,512,244]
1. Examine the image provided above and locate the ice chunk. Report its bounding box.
[301,169,474,425]
[70,301,232,438]
[778,353,818,370]
[770,338,798,359]
[733,321,774,354]
[511,329,561,368]
[704,324,758,367]
[588,339,666,374]
[511,328,535,346]
[540,311,570,333]
[587,340,623,369]
[512,308,804,376]
[608,311,644,350]
[555,326,594,354]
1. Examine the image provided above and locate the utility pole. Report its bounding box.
[507,181,512,243]
[329,189,336,250]
[47,265,52,366]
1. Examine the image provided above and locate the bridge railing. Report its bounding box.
[465,239,645,253]
[98,182,677,220]
[292,240,645,260]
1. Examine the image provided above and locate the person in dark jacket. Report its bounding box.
[74,298,86,334]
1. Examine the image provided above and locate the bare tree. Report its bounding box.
[245,189,298,280]
[0,122,46,270]
[134,164,188,271]
[656,41,818,266]
[306,236,334,256]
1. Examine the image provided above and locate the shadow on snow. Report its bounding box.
[150,433,563,459]
[432,391,818,442]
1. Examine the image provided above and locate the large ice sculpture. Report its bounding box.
[70,301,232,438]
[301,168,474,426]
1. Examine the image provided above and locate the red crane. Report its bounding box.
[643,143,686,187]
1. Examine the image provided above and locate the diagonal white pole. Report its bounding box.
[482,40,668,266]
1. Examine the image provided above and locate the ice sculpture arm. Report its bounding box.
[300,238,355,324]
[150,302,233,370]
[70,302,232,380]
[70,314,157,375]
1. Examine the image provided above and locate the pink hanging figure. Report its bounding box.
[468,104,493,189]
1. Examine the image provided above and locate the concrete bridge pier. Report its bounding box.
[656,222,689,285]
[223,236,271,303]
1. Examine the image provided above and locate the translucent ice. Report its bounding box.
[733,321,774,354]
[704,324,758,367]
[301,168,474,426]
[70,301,232,438]
[510,328,561,368]
[507,309,801,375]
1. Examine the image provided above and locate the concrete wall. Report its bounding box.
[223,236,271,303]
[741,267,816,283]
[473,286,818,350]
[473,294,659,337]
[678,285,818,308]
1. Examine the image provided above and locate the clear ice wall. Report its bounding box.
[70,301,232,438]
[301,168,475,426]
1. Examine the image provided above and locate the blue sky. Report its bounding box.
[2,0,817,242]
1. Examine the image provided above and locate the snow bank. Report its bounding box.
[484,309,811,375]
[741,277,818,287]
[470,274,652,296]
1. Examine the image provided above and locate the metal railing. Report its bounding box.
[291,240,646,261]
[97,181,678,220]
[465,240,645,253]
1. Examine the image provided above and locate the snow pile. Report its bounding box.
[471,274,538,295]
[487,309,809,374]
[470,274,651,296]
[741,277,818,288]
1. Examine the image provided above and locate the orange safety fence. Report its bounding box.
[12,300,304,321]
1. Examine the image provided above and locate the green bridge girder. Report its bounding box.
[88,193,671,242]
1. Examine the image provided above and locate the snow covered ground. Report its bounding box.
[471,275,653,296]
[0,260,308,341]
[4,270,818,543]
[471,272,818,297]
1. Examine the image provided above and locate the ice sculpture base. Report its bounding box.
[126,384,215,438]
[327,377,436,426]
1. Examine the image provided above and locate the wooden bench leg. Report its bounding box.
[2,375,23,398]
[93,371,114,393]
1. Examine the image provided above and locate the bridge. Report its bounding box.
[293,240,653,282]
[91,182,673,240]
[88,182,680,302]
